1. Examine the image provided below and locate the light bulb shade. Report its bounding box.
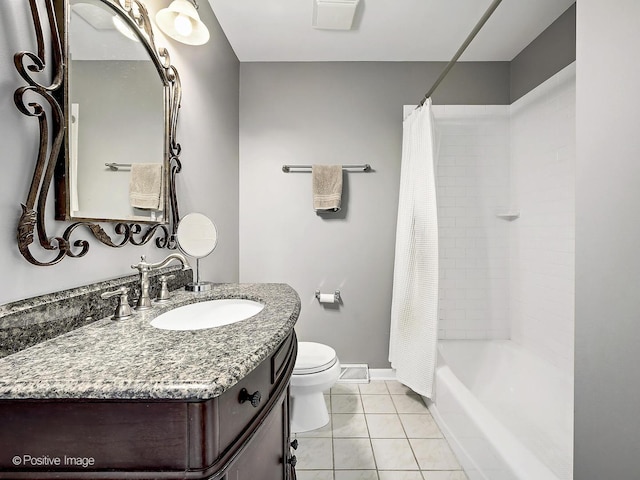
[156,0,210,45]
[173,13,193,36]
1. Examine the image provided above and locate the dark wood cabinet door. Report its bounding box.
[226,387,293,480]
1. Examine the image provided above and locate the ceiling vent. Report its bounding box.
[71,3,115,30]
[312,0,360,30]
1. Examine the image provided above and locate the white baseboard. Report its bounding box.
[369,368,396,381]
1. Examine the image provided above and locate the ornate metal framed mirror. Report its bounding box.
[14,0,182,266]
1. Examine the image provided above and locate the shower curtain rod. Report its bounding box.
[418,0,503,107]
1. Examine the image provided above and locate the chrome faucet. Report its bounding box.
[131,253,190,311]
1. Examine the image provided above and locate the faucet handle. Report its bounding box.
[131,255,149,270]
[156,274,176,302]
[101,287,134,320]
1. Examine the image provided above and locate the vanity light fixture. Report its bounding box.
[155,0,210,45]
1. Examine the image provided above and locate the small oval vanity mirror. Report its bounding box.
[177,213,218,292]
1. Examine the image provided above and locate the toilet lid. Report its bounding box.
[294,342,338,374]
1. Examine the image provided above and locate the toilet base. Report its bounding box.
[290,390,329,433]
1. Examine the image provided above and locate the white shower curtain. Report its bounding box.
[389,99,439,398]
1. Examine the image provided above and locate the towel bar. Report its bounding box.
[105,162,132,171]
[282,164,371,173]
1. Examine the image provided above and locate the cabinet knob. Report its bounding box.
[290,439,298,450]
[287,455,297,467]
[238,388,262,408]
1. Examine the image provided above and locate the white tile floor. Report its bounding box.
[294,380,467,480]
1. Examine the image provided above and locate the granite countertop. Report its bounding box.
[0,283,300,401]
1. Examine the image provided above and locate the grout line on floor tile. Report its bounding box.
[366,405,380,474]
[296,381,466,479]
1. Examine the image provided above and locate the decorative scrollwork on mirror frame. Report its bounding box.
[14,0,182,266]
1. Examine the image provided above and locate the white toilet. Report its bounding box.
[290,342,341,433]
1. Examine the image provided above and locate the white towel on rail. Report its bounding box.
[129,163,164,210]
[312,164,343,212]
[389,99,439,398]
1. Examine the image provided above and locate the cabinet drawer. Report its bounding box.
[218,356,272,451]
[271,334,294,384]
[0,401,189,471]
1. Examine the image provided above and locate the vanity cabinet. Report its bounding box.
[225,388,294,480]
[0,332,298,479]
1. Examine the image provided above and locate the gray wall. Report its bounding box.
[574,1,640,478]
[510,3,576,103]
[0,0,239,304]
[239,62,509,368]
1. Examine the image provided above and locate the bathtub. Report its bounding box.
[426,340,573,480]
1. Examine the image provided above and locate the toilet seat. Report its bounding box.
[294,342,338,375]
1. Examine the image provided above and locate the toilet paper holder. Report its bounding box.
[315,290,341,303]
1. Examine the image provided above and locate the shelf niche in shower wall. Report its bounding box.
[496,212,520,221]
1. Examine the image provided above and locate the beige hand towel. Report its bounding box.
[312,164,343,212]
[129,163,164,210]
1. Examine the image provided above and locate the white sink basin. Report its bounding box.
[150,299,264,331]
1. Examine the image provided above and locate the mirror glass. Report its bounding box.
[177,213,218,292]
[177,213,218,258]
[67,0,166,223]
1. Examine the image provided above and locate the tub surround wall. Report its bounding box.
[0,265,192,358]
[431,65,576,477]
[433,105,511,340]
[509,63,575,374]
[0,0,239,304]
[432,63,575,354]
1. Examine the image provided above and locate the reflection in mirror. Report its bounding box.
[177,213,218,292]
[68,0,165,222]
[14,0,182,266]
